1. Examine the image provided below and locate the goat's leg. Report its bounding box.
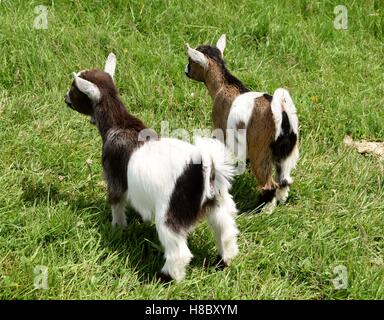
[111,194,127,228]
[156,219,193,282]
[250,155,278,213]
[207,193,239,267]
[275,145,299,204]
[106,175,128,228]
[103,145,129,228]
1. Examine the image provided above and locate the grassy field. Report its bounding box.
[0,0,383,299]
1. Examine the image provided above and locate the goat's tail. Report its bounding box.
[194,137,235,201]
[270,88,299,161]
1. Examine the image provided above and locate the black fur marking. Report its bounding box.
[270,111,297,162]
[279,179,289,188]
[209,161,216,187]
[166,162,207,233]
[103,130,144,204]
[196,45,250,94]
[275,162,282,177]
[275,163,289,187]
[156,272,173,284]
[263,93,273,103]
[281,111,291,134]
[214,255,228,270]
[257,189,276,207]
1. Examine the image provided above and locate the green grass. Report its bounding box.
[0,0,383,299]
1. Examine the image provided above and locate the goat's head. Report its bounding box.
[184,34,226,82]
[64,53,117,121]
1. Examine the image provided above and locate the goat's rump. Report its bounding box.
[270,88,299,161]
[126,137,234,228]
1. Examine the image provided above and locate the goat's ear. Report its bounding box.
[186,44,209,70]
[73,73,101,103]
[216,34,226,56]
[104,52,116,79]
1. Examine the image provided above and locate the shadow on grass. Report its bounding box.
[231,167,299,213]
[82,203,231,284]
[231,173,260,212]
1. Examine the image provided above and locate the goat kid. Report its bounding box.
[64,53,239,282]
[185,35,299,212]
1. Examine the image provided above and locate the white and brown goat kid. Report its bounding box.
[64,53,239,282]
[185,35,299,212]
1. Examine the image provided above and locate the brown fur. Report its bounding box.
[247,96,279,191]
[206,63,242,139]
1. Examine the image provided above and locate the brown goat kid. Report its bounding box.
[185,35,299,212]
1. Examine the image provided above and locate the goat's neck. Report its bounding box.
[94,96,144,143]
[204,70,242,131]
[94,111,111,143]
[205,71,226,101]
[94,108,118,142]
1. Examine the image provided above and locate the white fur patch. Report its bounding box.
[111,192,127,228]
[194,137,234,201]
[207,192,238,263]
[227,91,265,129]
[226,91,265,159]
[276,186,289,204]
[279,144,299,185]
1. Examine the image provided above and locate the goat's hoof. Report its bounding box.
[262,198,277,214]
[214,256,228,270]
[156,272,174,284]
[276,186,290,204]
[111,221,127,229]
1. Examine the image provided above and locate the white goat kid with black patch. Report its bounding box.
[128,137,238,281]
[64,53,239,283]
